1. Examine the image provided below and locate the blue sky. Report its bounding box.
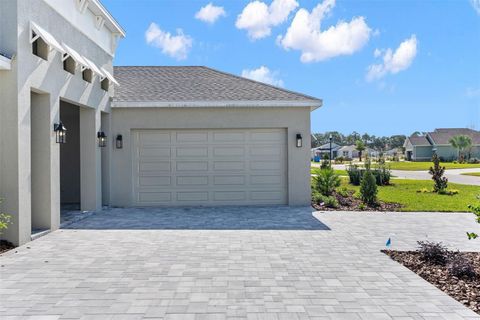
[103,0,480,136]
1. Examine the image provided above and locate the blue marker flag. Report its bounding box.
[386,238,391,248]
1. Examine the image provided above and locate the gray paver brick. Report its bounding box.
[1,206,479,319]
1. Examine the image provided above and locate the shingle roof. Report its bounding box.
[428,128,480,145]
[407,135,431,146]
[113,66,321,106]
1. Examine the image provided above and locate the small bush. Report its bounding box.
[358,203,366,210]
[312,192,338,208]
[360,160,377,206]
[337,186,350,197]
[313,168,341,196]
[320,154,330,169]
[347,165,362,186]
[0,199,12,236]
[335,156,344,164]
[417,241,449,265]
[467,196,480,240]
[429,154,448,193]
[448,254,477,279]
[467,157,479,164]
[373,165,391,186]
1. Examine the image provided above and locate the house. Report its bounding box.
[337,145,359,159]
[404,128,480,161]
[0,0,322,245]
[311,143,341,160]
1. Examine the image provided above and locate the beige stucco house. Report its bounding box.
[0,0,322,245]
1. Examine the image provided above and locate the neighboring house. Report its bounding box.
[311,143,341,160]
[337,145,359,159]
[0,0,322,245]
[404,128,480,161]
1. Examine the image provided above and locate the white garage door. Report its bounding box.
[132,129,288,206]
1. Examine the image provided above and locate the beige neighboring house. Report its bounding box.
[0,1,322,245]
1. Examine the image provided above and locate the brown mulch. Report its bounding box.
[383,250,480,314]
[312,189,403,212]
[0,240,15,254]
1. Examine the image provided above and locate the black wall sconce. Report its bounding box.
[53,122,67,144]
[115,134,123,149]
[97,131,107,147]
[296,133,302,148]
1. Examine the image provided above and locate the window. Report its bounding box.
[82,69,93,83]
[63,55,76,74]
[343,151,349,157]
[101,78,109,91]
[32,32,49,60]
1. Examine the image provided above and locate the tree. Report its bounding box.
[449,135,472,162]
[313,168,341,196]
[355,140,366,161]
[360,159,377,206]
[429,154,448,193]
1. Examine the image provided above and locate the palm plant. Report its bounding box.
[449,135,472,162]
[355,140,366,162]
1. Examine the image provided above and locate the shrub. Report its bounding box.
[467,195,480,240]
[417,241,449,265]
[313,168,341,196]
[373,164,391,186]
[312,192,338,208]
[335,156,344,164]
[360,160,377,206]
[0,199,12,237]
[337,186,350,197]
[448,254,477,279]
[467,157,479,164]
[429,154,448,193]
[347,165,362,186]
[358,203,366,210]
[320,154,330,169]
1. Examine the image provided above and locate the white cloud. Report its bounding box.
[195,3,226,24]
[145,23,192,60]
[471,0,480,15]
[366,35,417,81]
[241,66,284,87]
[236,0,299,40]
[277,0,372,62]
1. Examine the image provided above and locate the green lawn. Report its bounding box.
[378,161,480,171]
[341,179,479,212]
[461,172,480,177]
[311,168,347,176]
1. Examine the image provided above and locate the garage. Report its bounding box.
[110,66,322,207]
[132,129,287,206]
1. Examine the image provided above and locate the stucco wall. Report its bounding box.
[110,107,312,207]
[0,0,116,245]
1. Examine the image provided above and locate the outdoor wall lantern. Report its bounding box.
[296,134,302,148]
[97,131,107,147]
[53,122,67,144]
[115,134,123,149]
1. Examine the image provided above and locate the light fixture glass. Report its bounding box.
[115,134,123,149]
[53,122,67,144]
[97,131,107,147]
[296,134,302,148]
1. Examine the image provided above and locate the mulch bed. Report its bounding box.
[312,190,402,212]
[383,250,480,314]
[0,240,15,255]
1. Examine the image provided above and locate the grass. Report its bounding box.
[376,161,480,171]
[341,179,479,212]
[311,168,347,176]
[461,172,480,177]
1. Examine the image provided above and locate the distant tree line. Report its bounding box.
[311,132,406,151]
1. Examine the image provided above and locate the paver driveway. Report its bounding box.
[1,207,479,320]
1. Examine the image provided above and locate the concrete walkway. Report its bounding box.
[1,207,479,319]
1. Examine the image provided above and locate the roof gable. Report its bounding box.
[428,128,480,145]
[112,66,322,108]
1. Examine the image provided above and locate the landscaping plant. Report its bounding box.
[417,241,449,265]
[359,159,377,206]
[313,168,341,196]
[429,154,448,193]
[320,154,330,170]
[448,254,477,279]
[0,199,12,237]
[347,164,362,186]
[355,140,366,162]
[467,195,480,240]
[449,135,473,163]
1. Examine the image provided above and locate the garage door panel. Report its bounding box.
[176,147,208,158]
[139,161,171,172]
[176,161,208,171]
[133,129,287,206]
[176,176,209,186]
